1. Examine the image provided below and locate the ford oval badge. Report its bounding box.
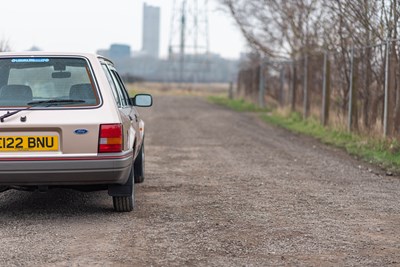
[74,129,89,135]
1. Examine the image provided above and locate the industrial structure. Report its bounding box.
[168,0,210,82]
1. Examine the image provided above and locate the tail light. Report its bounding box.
[98,124,123,153]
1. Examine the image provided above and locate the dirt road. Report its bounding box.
[1,95,400,266]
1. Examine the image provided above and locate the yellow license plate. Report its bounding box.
[0,136,59,151]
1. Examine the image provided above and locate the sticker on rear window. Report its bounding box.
[11,58,50,63]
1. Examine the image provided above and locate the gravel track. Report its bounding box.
[0,95,400,266]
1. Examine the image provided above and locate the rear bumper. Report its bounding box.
[0,152,133,185]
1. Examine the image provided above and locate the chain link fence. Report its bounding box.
[236,40,400,138]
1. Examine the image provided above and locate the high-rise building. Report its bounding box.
[142,3,160,58]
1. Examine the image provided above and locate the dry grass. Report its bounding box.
[274,106,292,117]
[326,110,385,139]
[126,82,229,97]
[327,112,348,132]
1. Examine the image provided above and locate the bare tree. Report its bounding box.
[335,1,400,134]
[220,0,324,59]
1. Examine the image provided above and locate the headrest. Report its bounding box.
[69,83,95,100]
[0,85,33,100]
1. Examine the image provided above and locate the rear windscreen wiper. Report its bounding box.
[0,99,85,123]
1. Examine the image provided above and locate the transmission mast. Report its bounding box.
[168,0,210,83]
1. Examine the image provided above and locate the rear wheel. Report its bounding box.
[113,195,133,212]
[134,143,145,183]
[112,166,134,212]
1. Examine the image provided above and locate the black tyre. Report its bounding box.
[0,186,9,193]
[113,196,133,212]
[112,166,135,212]
[134,143,145,183]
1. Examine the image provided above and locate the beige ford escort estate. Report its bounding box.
[0,52,152,212]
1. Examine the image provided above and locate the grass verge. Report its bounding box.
[208,96,270,112]
[209,96,400,172]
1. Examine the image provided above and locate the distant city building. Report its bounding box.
[109,44,131,59]
[97,43,238,82]
[142,3,160,58]
[94,2,238,82]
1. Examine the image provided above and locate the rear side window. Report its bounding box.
[101,64,131,108]
[0,57,99,107]
[101,64,121,107]
[110,70,130,107]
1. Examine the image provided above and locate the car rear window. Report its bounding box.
[0,57,99,107]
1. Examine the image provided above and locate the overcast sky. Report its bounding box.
[0,0,246,59]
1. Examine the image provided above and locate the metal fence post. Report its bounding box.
[279,66,285,106]
[303,55,309,119]
[290,61,296,111]
[348,46,355,132]
[384,39,390,137]
[258,61,265,108]
[321,51,329,126]
[228,82,233,99]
